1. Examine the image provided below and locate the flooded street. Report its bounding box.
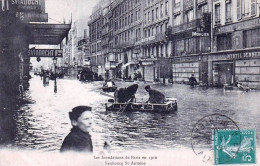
[0,75,260,153]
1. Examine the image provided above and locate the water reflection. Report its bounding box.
[0,76,259,153]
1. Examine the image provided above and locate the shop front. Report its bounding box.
[212,61,233,87]
[141,60,155,82]
[172,56,201,84]
[208,50,260,88]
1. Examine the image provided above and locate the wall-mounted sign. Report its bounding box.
[141,61,154,66]
[78,39,87,47]
[192,32,210,37]
[133,46,141,54]
[11,0,45,12]
[112,48,123,53]
[215,17,260,34]
[16,12,48,22]
[28,49,63,57]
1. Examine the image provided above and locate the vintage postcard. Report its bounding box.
[0,0,259,165]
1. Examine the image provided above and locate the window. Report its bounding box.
[148,11,150,22]
[156,8,159,20]
[174,14,181,25]
[175,0,180,6]
[185,9,194,23]
[165,1,169,15]
[198,4,208,18]
[217,33,232,51]
[244,28,260,48]
[144,13,147,24]
[238,0,256,19]
[226,2,232,22]
[242,0,251,17]
[215,4,220,24]
[160,4,164,17]
[152,10,154,21]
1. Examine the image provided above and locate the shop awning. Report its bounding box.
[28,23,71,45]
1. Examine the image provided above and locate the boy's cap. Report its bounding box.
[144,85,151,90]
[69,106,92,121]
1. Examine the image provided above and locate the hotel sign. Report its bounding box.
[28,49,63,57]
[226,51,260,60]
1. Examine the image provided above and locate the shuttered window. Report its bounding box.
[251,0,256,16]
[237,0,241,19]
[244,28,260,48]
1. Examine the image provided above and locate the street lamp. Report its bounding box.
[53,57,57,93]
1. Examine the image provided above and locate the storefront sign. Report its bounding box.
[215,17,260,34]
[78,39,87,47]
[16,12,48,22]
[11,0,45,12]
[172,19,199,34]
[174,56,200,62]
[112,48,123,53]
[226,51,260,60]
[192,32,209,37]
[141,61,154,66]
[28,49,63,57]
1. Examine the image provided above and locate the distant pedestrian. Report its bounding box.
[60,106,93,153]
[145,85,165,104]
[189,74,198,87]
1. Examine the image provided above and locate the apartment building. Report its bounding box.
[88,6,103,74]
[171,0,212,84]
[111,0,143,79]
[210,0,260,88]
[140,0,173,82]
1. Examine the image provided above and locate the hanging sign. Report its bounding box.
[28,49,63,57]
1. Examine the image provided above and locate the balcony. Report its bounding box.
[155,33,166,42]
[173,2,181,15]
[172,18,201,34]
[197,0,207,6]
[184,0,193,11]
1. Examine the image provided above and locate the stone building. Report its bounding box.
[141,0,173,82]
[110,0,143,80]
[88,4,103,75]
[170,0,211,84]
[210,0,260,88]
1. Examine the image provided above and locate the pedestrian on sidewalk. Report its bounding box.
[60,106,93,153]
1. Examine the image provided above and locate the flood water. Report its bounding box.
[0,74,259,153]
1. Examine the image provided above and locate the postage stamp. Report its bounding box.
[191,114,241,163]
[214,129,256,165]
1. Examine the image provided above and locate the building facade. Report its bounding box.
[210,0,260,88]
[170,0,212,84]
[88,6,103,74]
[140,0,173,82]
[109,0,143,80]
[86,0,260,89]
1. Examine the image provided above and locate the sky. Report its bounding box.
[45,0,98,24]
[32,0,99,69]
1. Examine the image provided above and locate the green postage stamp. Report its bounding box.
[214,129,256,165]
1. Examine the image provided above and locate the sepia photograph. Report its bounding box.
[0,0,259,165]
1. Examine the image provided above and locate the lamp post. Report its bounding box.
[74,61,78,77]
[53,57,57,93]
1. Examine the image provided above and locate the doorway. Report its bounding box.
[212,61,234,87]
